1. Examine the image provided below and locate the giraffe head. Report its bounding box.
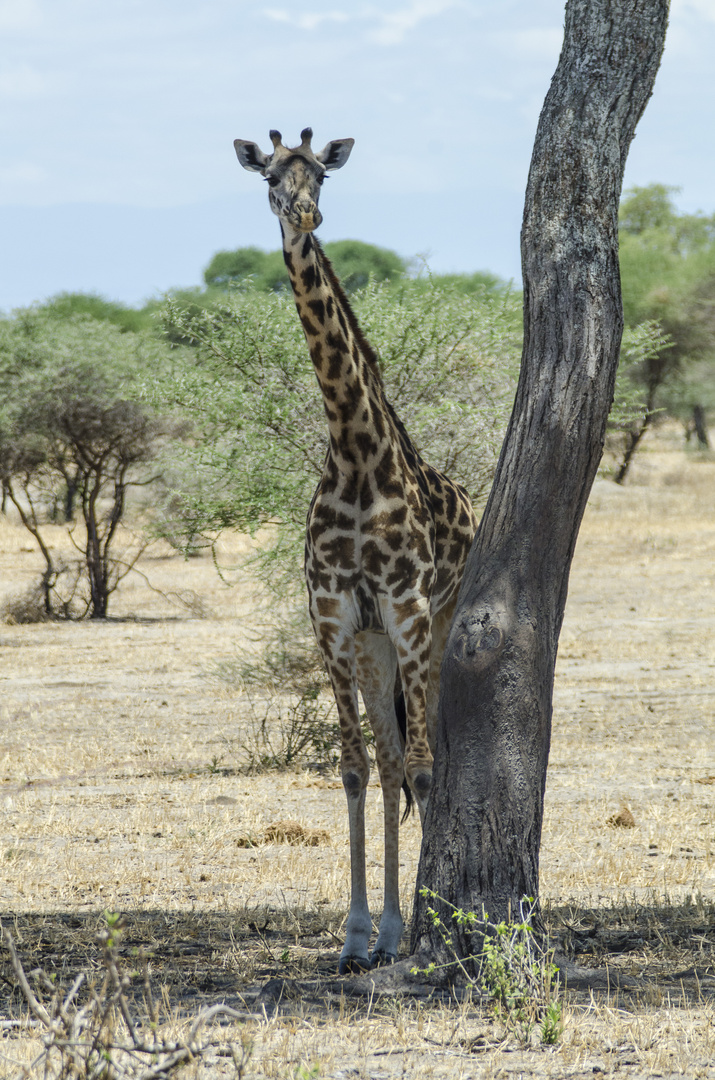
[234,128,354,233]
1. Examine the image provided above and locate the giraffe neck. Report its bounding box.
[281,224,392,470]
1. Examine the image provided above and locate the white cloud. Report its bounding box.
[0,0,42,31]
[367,0,467,46]
[262,0,470,46]
[263,8,350,31]
[0,64,49,100]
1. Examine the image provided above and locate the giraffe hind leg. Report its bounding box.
[378,596,436,822]
[393,687,413,822]
[425,598,457,755]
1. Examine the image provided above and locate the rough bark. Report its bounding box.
[411,0,668,967]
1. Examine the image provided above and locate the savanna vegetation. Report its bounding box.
[2,412,715,1078]
[613,183,715,479]
[1,175,715,1075]
[2,194,713,629]
[0,240,522,628]
[0,312,182,619]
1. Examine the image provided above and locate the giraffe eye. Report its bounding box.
[265,175,280,188]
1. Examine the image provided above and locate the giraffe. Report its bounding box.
[234,128,478,974]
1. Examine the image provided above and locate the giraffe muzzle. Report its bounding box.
[291,204,323,232]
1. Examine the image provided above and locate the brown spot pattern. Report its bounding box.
[284,211,478,822]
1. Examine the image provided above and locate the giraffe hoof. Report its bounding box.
[338,955,371,975]
[369,949,397,968]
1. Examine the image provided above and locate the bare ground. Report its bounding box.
[1,426,715,1078]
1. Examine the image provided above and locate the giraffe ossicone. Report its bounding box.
[235,129,478,975]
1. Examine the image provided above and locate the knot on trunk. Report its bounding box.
[452,617,505,672]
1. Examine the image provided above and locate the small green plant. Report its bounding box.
[412,889,563,1047]
[295,1065,320,1080]
[103,909,123,948]
[540,999,564,1045]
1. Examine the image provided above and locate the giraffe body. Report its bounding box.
[235,130,477,973]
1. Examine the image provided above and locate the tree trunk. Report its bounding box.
[411,0,668,968]
[84,474,109,618]
[4,480,58,616]
[64,470,80,523]
[614,381,658,485]
[692,404,710,450]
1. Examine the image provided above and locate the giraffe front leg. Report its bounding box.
[317,632,373,975]
[370,753,403,968]
[357,633,404,968]
[340,758,373,974]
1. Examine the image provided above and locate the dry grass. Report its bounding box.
[2,424,715,1078]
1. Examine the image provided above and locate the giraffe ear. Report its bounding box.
[234,139,271,173]
[315,138,355,171]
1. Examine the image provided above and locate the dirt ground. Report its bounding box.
[1,426,715,1078]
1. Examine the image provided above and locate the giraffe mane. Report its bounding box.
[311,240,386,389]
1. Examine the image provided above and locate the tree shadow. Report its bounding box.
[2,897,714,1022]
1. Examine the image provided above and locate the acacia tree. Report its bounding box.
[155,277,520,551]
[411,0,669,969]
[0,314,178,619]
[615,184,715,474]
[27,386,169,618]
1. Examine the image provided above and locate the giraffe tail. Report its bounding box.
[394,690,414,822]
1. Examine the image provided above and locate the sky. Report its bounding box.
[1,0,714,311]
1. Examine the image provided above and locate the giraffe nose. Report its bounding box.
[294,201,322,232]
